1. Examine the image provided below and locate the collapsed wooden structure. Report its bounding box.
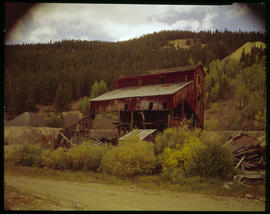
[225,133,265,181]
[54,65,205,148]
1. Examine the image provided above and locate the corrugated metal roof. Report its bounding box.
[119,129,157,141]
[91,81,192,101]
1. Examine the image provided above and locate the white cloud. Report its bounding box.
[225,3,250,19]
[5,3,264,44]
[172,20,201,31]
[28,26,57,43]
[200,12,217,30]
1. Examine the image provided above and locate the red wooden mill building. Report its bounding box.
[90,65,205,136]
[54,65,205,148]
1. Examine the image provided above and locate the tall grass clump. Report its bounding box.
[99,135,156,178]
[6,143,43,167]
[156,123,234,181]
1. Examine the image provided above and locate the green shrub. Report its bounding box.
[65,141,109,171]
[210,102,219,113]
[99,135,156,178]
[41,147,67,170]
[7,143,43,167]
[48,113,64,128]
[155,121,201,155]
[41,141,108,171]
[204,118,219,130]
[79,97,90,117]
[158,128,234,180]
[182,132,233,178]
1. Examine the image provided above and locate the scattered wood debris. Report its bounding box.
[225,133,265,182]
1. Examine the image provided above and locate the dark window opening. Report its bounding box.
[198,75,200,84]
[124,104,129,111]
[197,93,201,102]
[91,113,95,119]
[163,102,167,109]
[148,102,153,110]
[138,79,143,85]
[160,77,164,84]
[91,107,96,119]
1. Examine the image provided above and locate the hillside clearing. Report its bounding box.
[169,39,206,49]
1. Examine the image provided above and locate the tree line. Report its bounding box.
[4,30,265,119]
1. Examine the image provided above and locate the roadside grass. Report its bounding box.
[4,162,265,199]
[4,184,65,210]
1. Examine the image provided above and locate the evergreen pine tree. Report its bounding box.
[25,87,37,112]
[99,80,108,95]
[90,81,100,99]
[55,82,72,112]
[240,48,246,66]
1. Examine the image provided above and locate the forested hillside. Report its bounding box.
[4,30,266,129]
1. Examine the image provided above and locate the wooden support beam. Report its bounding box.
[59,132,70,144]
[235,155,245,170]
[131,111,134,129]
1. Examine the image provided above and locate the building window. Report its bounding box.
[138,79,143,85]
[163,102,167,109]
[124,104,128,111]
[198,75,200,84]
[148,102,153,110]
[160,77,164,84]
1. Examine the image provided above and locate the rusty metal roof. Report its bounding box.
[224,133,260,153]
[119,129,157,141]
[91,81,192,101]
[118,65,198,79]
[145,65,197,75]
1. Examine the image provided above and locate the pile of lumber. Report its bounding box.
[225,133,265,181]
[232,143,264,170]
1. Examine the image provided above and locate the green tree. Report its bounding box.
[244,92,264,120]
[235,78,246,109]
[240,48,246,66]
[99,80,108,95]
[90,81,99,99]
[253,110,266,130]
[90,80,108,99]
[79,96,91,116]
[25,86,37,112]
[55,82,72,112]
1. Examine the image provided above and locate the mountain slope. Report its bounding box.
[218,41,265,68]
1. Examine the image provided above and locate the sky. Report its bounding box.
[5,2,266,44]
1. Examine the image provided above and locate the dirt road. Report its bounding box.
[4,175,265,211]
